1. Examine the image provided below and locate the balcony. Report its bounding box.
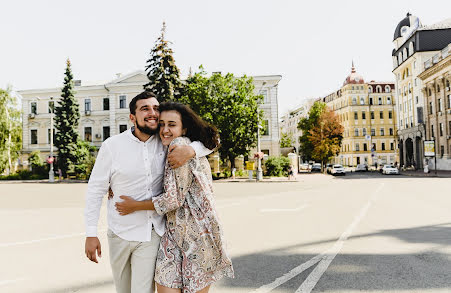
[424,43,451,69]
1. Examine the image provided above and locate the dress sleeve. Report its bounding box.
[153,137,194,215]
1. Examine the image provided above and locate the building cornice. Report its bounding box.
[418,55,451,80]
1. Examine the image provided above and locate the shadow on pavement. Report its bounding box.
[221,223,451,291]
[35,278,114,293]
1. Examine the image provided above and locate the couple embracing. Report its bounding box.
[84,91,234,293]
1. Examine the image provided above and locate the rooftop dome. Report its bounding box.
[393,13,421,41]
[343,62,364,86]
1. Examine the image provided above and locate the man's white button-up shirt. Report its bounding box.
[85,128,211,242]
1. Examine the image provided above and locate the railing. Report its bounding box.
[424,43,451,69]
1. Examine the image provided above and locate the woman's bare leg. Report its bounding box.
[156,283,182,293]
[197,285,211,293]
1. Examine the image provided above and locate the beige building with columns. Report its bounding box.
[418,43,451,170]
[18,71,282,169]
[322,64,397,167]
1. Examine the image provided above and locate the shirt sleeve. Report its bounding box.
[190,141,213,158]
[84,141,113,237]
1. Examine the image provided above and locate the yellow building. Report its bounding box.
[322,64,398,167]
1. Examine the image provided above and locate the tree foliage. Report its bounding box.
[54,59,80,177]
[264,156,290,176]
[0,87,22,174]
[280,132,294,148]
[177,67,262,168]
[309,108,344,171]
[297,101,327,161]
[144,22,182,102]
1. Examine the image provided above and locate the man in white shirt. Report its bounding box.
[84,91,211,293]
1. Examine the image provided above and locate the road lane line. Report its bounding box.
[260,204,310,213]
[295,183,385,293]
[0,228,107,247]
[0,278,25,286]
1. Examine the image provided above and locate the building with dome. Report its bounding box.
[322,64,397,167]
[392,13,451,169]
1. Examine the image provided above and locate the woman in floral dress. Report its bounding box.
[115,101,234,293]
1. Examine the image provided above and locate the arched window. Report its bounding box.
[360,97,365,105]
[376,85,382,93]
[352,97,357,105]
[385,85,391,93]
[408,42,414,56]
[368,86,373,93]
[437,85,440,92]
[403,48,408,61]
[399,52,403,64]
[408,83,412,93]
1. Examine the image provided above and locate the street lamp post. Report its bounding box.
[49,97,55,183]
[257,123,263,181]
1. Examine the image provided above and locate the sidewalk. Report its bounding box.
[215,176,300,183]
[400,169,451,178]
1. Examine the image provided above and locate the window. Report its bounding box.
[84,127,92,142]
[429,102,433,115]
[380,128,385,136]
[438,99,443,112]
[416,96,419,104]
[363,143,368,151]
[389,128,394,136]
[385,85,391,93]
[48,100,54,113]
[30,129,38,144]
[382,143,386,151]
[119,95,127,109]
[390,142,394,150]
[371,111,375,119]
[389,111,392,119]
[378,97,383,105]
[119,124,127,133]
[431,125,435,137]
[441,145,445,157]
[440,123,444,136]
[355,143,360,151]
[360,97,365,105]
[259,90,269,103]
[437,85,440,93]
[84,99,91,112]
[372,143,376,151]
[368,86,373,93]
[30,102,37,114]
[371,128,375,136]
[352,97,357,105]
[354,112,358,120]
[261,120,269,135]
[428,88,432,96]
[103,98,110,110]
[387,97,392,104]
[363,128,367,136]
[380,111,384,119]
[47,129,55,144]
[354,129,359,136]
[448,95,451,108]
[362,111,366,119]
[369,97,373,105]
[103,126,110,141]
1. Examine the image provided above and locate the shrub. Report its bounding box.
[264,156,291,176]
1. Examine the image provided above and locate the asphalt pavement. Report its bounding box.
[1,173,450,293]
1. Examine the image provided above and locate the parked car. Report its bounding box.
[330,164,346,176]
[299,163,311,172]
[326,164,333,174]
[311,163,322,172]
[382,165,399,175]
[355,164,368,172]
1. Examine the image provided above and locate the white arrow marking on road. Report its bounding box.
[260,204,310,213]
[251,183,385,293]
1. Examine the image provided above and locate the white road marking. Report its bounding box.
[295,183,385,293]
[0,228,108,247]
[251,183,385,293]
[0,278,25,286]
[260,204,310,213]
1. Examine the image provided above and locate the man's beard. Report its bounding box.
[136,120,158,136]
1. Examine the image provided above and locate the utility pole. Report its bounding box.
[49,97,55,182]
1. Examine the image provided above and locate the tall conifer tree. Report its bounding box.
[54,59,80,177]
[144,22,182,101]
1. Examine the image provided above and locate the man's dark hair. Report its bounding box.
[129,90,158,115]
[159,101,220,150]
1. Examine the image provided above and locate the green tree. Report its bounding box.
[264,156,290,176]
[280,132,294,148]
[297,101,326,162]
[0,87,22,174]
[178,67,262,169]
[70,140,97,179]
[54,59,80,177]
[309,109,344,172]
[144,22,182,102]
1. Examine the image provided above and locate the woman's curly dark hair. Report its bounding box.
[158,101,220,150]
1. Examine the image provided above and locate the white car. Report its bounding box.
[355,164,368,172]
[331,164,346,176]
[382,165,399,175]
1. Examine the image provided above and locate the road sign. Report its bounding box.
[424,140,435,157]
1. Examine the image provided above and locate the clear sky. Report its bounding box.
[1,0,450,114]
